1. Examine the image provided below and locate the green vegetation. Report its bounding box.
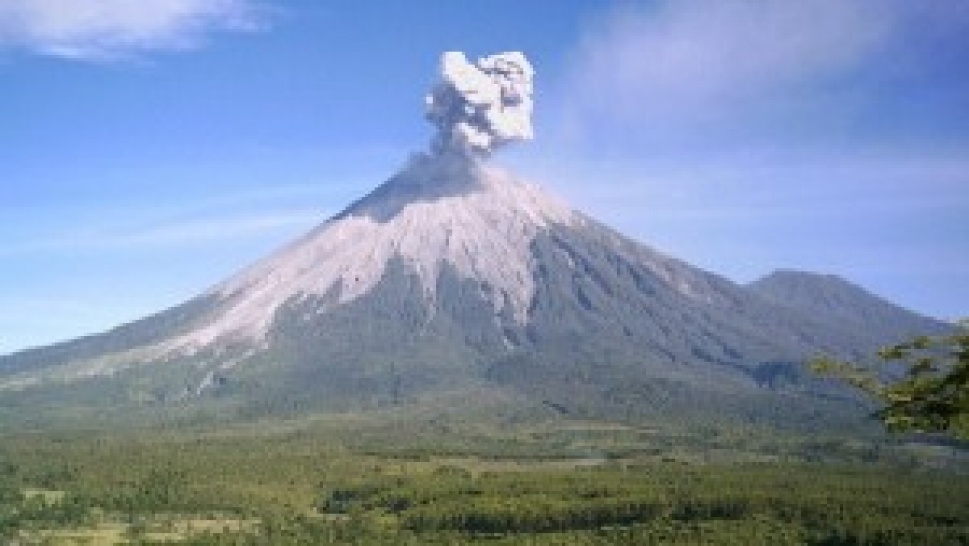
[0,419,966,544]
[814,321,969,440]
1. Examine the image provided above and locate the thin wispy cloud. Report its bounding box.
[570,0,890,117]
[1,209,323,256]
[86,211,322,249]
[559,0,969,146]
[0,0,268,60]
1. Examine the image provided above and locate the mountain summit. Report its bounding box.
[0,52,949,428]
[183,155,573,350]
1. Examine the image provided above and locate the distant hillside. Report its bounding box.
[746,270,950,345]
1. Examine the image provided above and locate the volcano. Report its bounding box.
[0,154,947,427]
[0,52,948,429]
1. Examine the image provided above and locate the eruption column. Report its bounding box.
[425,51,534,158]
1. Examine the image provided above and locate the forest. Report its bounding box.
[0,418,966,545]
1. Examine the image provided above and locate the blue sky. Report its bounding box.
[1,0,967,354]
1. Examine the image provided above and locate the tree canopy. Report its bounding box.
[813,320,969,440]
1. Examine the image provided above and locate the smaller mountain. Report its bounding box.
[747,270,949,345]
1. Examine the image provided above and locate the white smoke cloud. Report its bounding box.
[425,51,535,157]
[0,0,265,60]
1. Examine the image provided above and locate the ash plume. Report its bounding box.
[425,51,534,158]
